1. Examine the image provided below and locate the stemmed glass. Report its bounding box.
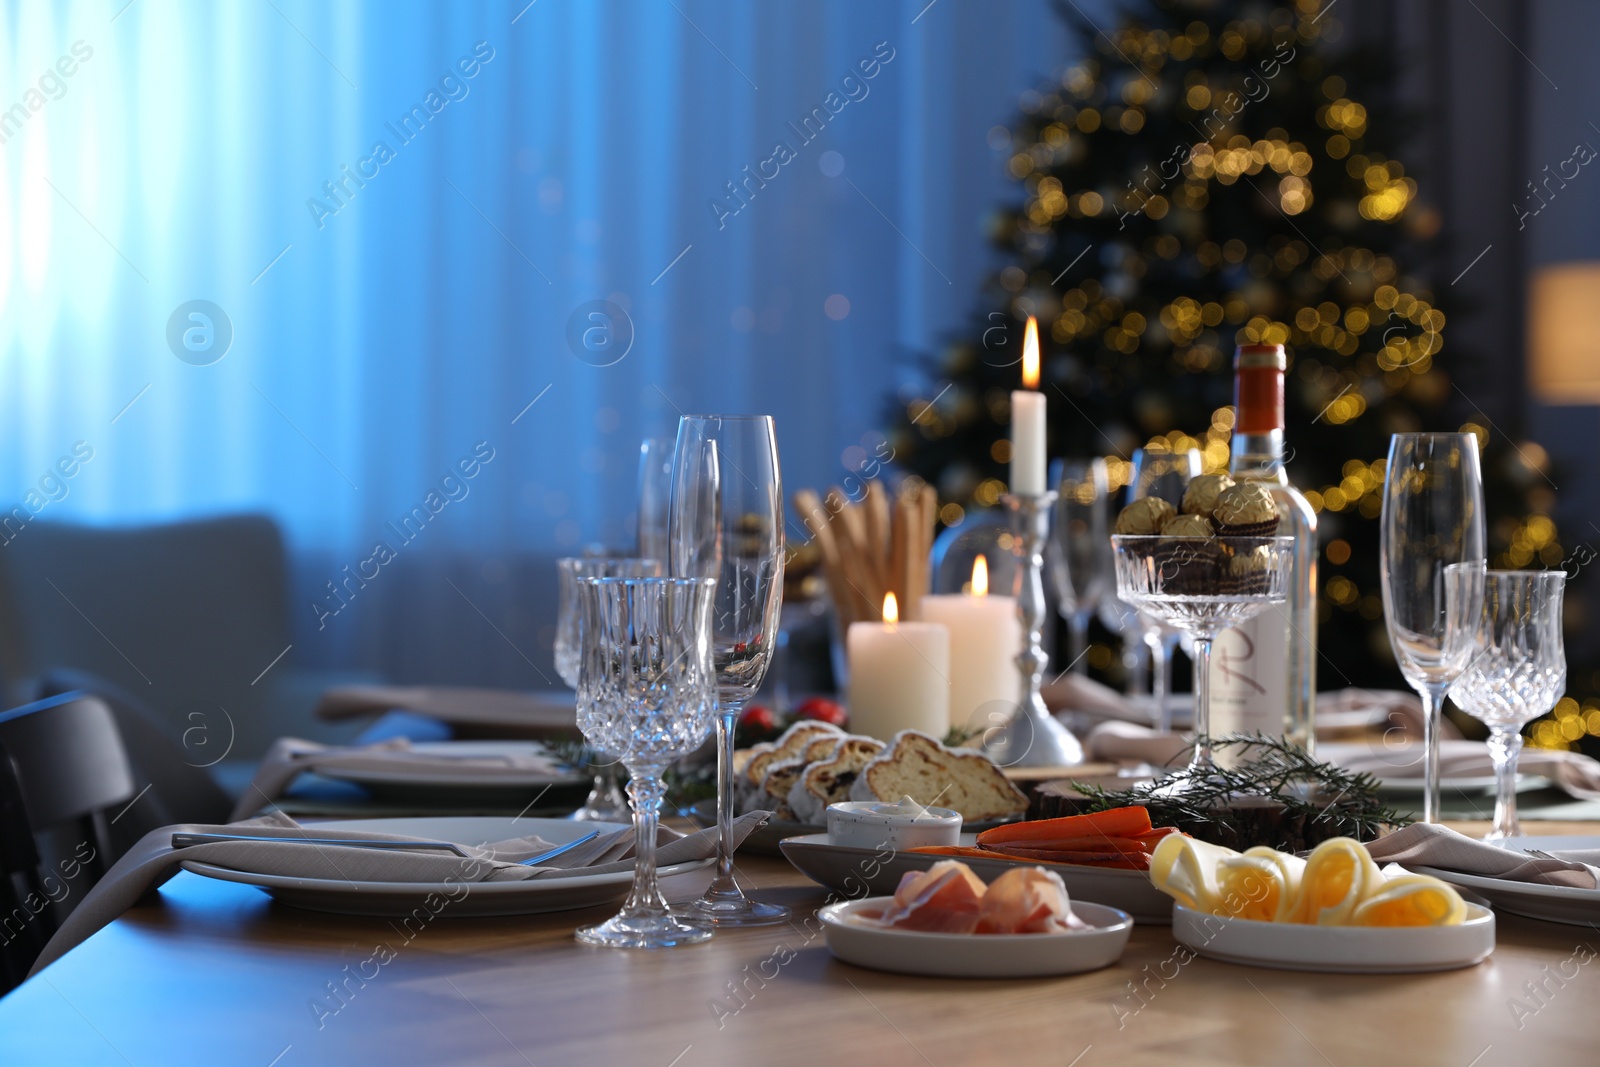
[1379,432,1487,823]
[670,415,790,926]
[1448,571,1567,841]
[1127,448,1201,732]
[1047,458,1112,675]
[573,576,719,948]
[1111,534,1294,787]
[637,437,675,562]
[556,557,662,821]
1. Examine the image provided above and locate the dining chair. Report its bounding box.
[0,692,136,991]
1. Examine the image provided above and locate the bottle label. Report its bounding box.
[1209,605,1289,744]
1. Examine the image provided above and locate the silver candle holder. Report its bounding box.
[985,491,1085,769]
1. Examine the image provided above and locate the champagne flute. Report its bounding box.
[1448,570,1566,841]
[573,576,718,949]
[1127,448,1201,732]
[1379,432,1486,823]
[670,415,790,926]
[637,437,675,562]
[556,557,662,821]
[1048,458,1112,675]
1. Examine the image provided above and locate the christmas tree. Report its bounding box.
[888,0,1593,750]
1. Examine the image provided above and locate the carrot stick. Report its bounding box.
[982,837,1152,857]
[976,805,1152,846]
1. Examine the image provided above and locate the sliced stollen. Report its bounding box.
[848,730,1029,821]
[740,721,843,808]
[761,757,813,821]
[786,736,886,824]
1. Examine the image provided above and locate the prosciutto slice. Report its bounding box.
[975,867,1089,934]
[872,860,988,933]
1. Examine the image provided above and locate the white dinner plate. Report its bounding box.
[779,832,1175,923]
[818,897,1132,978]
[1371,774,1549,796]
[1172,903,1495,973]
[314,741,587,787]
[178,817,712,917]
[1407,834,1600,928]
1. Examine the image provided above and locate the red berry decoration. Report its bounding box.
[738,704,779,733]
[793,696,847,727]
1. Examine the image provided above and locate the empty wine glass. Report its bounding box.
[1112,534,1294,787]
[637,437,675,562]
[573,576,718,949]
[1448,570,1566,841]
[1127,447,1201,732]
[556,557,662,821]
[1048,458,1112,675]
[1379,432,1487,823]
[670,415,790,926]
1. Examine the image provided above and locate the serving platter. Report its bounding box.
[689,800,1015,856]
[818,897,1132,978]
[780,832,1175,923]
[1171,903,1495,973]
[178,817,712,917]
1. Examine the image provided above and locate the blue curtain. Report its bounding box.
[0,0,1079,685]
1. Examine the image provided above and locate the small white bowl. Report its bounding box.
[825,801,962,850]
[1171,903,1495,973]
[818,897,1133,978]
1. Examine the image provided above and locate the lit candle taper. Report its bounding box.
[1010,316,1047,495]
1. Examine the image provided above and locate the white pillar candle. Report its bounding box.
[847,593,951,742]
[921,555,1023,732]
[1010,316,1047,495]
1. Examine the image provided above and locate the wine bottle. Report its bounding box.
[1208,344,1317,751]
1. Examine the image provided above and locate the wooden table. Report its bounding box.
[3,821,1597,1066]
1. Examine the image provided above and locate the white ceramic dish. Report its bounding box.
[825,801,962,850]
[178,817,712,917]
[1371,774,1549,796]
[780,832,1174,923]
[688,800,1014,856]
[818,897,1132,978]
[1171,903,1495,973]
[314,741,588,788]
[1407,834,1600,928]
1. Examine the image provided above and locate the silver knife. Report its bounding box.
[171,832,469,857]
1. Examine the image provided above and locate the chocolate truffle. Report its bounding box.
[1114,496,1176,535]
[1212,482,1280,537]
[1181,473,1236,518]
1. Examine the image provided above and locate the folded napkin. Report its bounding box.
[1045,677,1453,741]
[1319,740,1600,801]
[31,810,771,975]
[315,685,577,732]
[232,738,570,821]
[1084,720,1191,768]
[1366,822,1600,890]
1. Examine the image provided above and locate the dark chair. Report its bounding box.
[0,692,135,992]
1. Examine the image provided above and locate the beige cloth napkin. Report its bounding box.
[1366,822,1600,889]
[1319,740,1600,801]
[315,685,577,731]
[31,810,771,975]
[231,737,570,821]
[1084,720,1190,767]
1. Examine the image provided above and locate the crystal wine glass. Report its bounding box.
[573,576,718,948]
[1111,534,1293,787]
[1379,432,1487,823]
[1448,570,1566,841]
[556,557,662,821]
[1047,458,1112,675]
[1127,447,1201,732]
[670,415,789,926]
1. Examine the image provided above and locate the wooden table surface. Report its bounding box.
[3,821,1598,1067]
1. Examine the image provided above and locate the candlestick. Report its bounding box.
[1010,317,1047,495]
[984,492,1084,768]
[847,593,951,741]
[922,555,1022,731]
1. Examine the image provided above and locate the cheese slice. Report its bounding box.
[1288,838,1386,925]
[1349,873,1467,927]
[1216,847,1307,922]
[1148,835,1239,913]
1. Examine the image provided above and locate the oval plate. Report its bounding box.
[1172,903,1495,973]
[178,817,712,918]
[819,897,1132,978]
[780,832,1174,923]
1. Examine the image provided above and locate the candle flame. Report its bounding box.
[971,554,989,597]
[1022,316,1040,389]
[882,592,899,626]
